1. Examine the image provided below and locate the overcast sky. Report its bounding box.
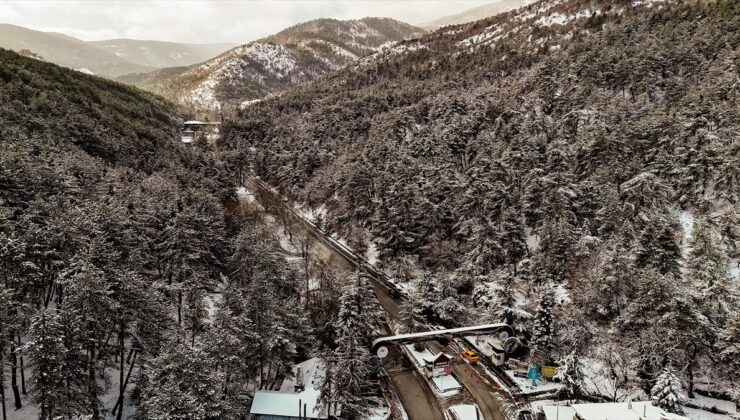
[0,0,492,44]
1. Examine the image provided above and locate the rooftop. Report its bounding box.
[539,401,690,420]
[250,357,340,419]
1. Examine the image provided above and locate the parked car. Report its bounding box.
[461,350,480,364]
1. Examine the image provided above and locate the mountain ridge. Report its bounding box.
[117,17,425,110]
[0,23,236,76]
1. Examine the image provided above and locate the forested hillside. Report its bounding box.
[222,0,740,403]
[0,49,309,419]
[119,18,425,111]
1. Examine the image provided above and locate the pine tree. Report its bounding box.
[320,273,380,419]
[416,272,441,319]
[720,309,740,371]
[686,216,731,325]
[531,285,555,363]
[398,289,426,334]
[24,310,69,420]
[491,271,531,340]
[635,220,682,277]
[651,365,685,415]
[140,340,224,420]
[555,350,586,399]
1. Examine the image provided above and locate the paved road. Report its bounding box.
[385,347,445,420]
[241,180,443,420]
[427,341,511,420]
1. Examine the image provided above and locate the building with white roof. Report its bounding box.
[538,401,690,420]
[249,357,340,420]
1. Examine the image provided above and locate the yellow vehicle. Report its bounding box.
[461,350,480,364]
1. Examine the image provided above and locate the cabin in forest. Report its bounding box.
[181,120,220,144]
[249,358,341,420]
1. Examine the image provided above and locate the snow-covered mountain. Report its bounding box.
[419,0,531,29]
[118,17,425,110]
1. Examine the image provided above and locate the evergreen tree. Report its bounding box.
[320,273,380,419]
[651,365,685,415]
[140,340,224,420]
[720,309,740,372]
[531,285,555,363]
[686,216,731,326]
[491,271,531,340]
[23,310,75,420]
[555,350,586,399]
[398,289,426,334]
[416,272,441,319]
[635,220,682,277]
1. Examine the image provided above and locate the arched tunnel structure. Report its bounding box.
[371,323,521,356]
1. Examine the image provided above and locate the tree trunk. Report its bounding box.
[9,339,21,409]
[177,290,182,326]
[687,348,696,399]
[113,351,137,417]
[115,318,125,420]
[17,334,26,394]
[88,342,100,419]
[1,348,6,420]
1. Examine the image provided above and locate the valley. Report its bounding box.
[1,0,739,419]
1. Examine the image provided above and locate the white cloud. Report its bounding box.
[1,0,492,44]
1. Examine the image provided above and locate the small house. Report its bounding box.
[249,358,340,420]
[423,352,453,378]
[538,401,691,420]
[181,120,220,144]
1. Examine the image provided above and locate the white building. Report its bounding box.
[539,401,690,420]
[249,358,340,420]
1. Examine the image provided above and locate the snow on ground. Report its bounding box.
[205,292,222,323]
[367,407,391,420]
[679,209,695,257]
[526,230,541,253]
[553,283,571,304]
[686,394,737,415]
[294,202,327,225]
[683,407,735,420]
[432,374,462,395]
[505,370,564,395]
[366,242,379,265]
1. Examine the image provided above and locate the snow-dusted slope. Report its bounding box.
[370,0,677,65]
[122,17,425,110]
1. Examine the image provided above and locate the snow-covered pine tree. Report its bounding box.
[530,285,555,363]
[588,242,634,321]
[492,270,531,340]
[416,272,441,319]
[686,216,731,325]
[24,309,75,420]
[398,288,426,334]
[720,308,740,372]
[321,272,380,419]
[555,350,586,399]
[139,339,224,420]
[0,283,11,419]
[651,365,685,415]
[635,220,682,277]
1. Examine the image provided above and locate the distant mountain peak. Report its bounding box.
[120,17,425,110]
